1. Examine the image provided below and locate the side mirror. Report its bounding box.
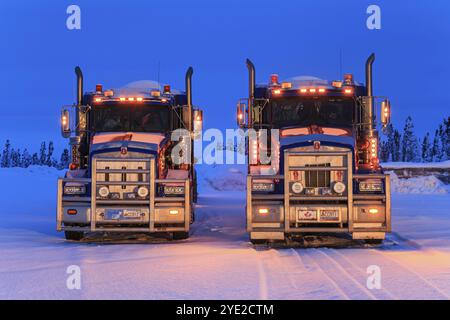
[237,102,246,127]
[380,99,391,126]
[61,109,71,138]
[193,109,203,140]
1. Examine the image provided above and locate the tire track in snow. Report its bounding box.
[328,249,397,300]
[370,249,450,299]
[255,252,269,300]
[299,248,377,300]
[292,249,352,300]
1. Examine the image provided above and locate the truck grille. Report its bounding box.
[95,157,152,200]
[305,163,331,188]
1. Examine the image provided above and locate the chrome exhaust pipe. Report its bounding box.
[365,53,375,131]
[246,58,255,101]
[185,66,193,131]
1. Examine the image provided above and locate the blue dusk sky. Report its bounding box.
[1,0,449,153]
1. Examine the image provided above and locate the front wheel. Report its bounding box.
[64,231,84,241]
[172,232,189,240]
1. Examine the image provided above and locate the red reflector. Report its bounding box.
[67,209,77,215]
[69,163,78,170]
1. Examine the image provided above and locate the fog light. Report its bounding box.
[169,210,179,215]
[369,208,379,214]
[258,208,269,214]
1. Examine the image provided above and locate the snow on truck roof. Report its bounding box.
[256,75,363,88]
[102,80,184,97]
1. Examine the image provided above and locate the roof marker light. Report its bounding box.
[270,74,279,84]
[344,88,353,94]
[309,88,317,93]
[136,97,143,102]
[318,88,326,93]
[128,97,135,101]
[119,97,126,101]
[95,84,103,92]
[163,85,171,93]
[272,89,281,95]
[300,88,307,93]
[94,97,102,103]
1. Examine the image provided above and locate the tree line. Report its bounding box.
[380,116,450,163]
[0,141,70,169]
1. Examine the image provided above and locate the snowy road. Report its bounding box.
[1,167,450,299]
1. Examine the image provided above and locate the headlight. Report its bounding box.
[137,186,149,198]
[291,182,304,194]
[98,186,110,198]
[333,181,346,194]
[164,185,185,195]
[63,183,86,195]
[252,182,275,192]
[359,179,383,192]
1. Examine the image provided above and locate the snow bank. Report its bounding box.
[197,164,246,192]
[382,161,450,169]
[388,171,448,194]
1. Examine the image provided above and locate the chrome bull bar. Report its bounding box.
[57,156,190,233]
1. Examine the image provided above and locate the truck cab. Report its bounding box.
[238,54,392,244]
[57,67,202,241]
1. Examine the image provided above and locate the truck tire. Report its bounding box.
[64,231,84,241]
[173,232,189,240]
[364,239,383,245]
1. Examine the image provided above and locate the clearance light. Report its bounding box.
[95,84,103,92]
[300,88,307,93]
[128,97,135,101]
[67,209,78,215]
[169,210,179,215]
[94,97,102,103]
[273,89,281,95]
[119,97,126,101]
[370,138,377,158]
[258,208,269,214]
[151,90,161,97]
[104,90,114,97]
[309,88,317,93]
[343,88,353,94]
[332,81,343,88]
[281,82,292,89]
[161,98,168,103]
[344,73,354,84]
[318,88,326,93]
[369,208,379,214]
[136,97,143,102]
[270,74,279,84]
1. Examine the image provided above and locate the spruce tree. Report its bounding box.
[431,129,440,162]
[421,132,431,162]
[31,153,39,165]
[46,141,54,166]
[393,130,402,162]
[1,140,11,168]
[401,116,419,162]
[39,142,46,165]
[22,149,32,168]
[59,148,70,169]
[380,140,390,163]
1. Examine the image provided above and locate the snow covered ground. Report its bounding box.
[1,165,450,299]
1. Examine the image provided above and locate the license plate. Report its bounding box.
[297,209,317,221]
[105,209,141,220]
[320,210,339,221]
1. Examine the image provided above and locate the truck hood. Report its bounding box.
[90,132,168,156]
[280,134,354,151]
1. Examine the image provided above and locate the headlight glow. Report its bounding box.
[98,186,110,198]
[291,182,304,194]
[333,182,346,194]
[137,186,149,198]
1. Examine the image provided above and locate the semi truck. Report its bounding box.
[57,66,202,241]
[237,54,392,244]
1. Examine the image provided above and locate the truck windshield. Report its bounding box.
[91,103,171,133]
[267,97,354,128]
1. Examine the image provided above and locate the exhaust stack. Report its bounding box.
[246,59,255,102]
[365,53,375,131]
[185,67,193,132]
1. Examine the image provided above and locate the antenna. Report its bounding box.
[157,61,161,89]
